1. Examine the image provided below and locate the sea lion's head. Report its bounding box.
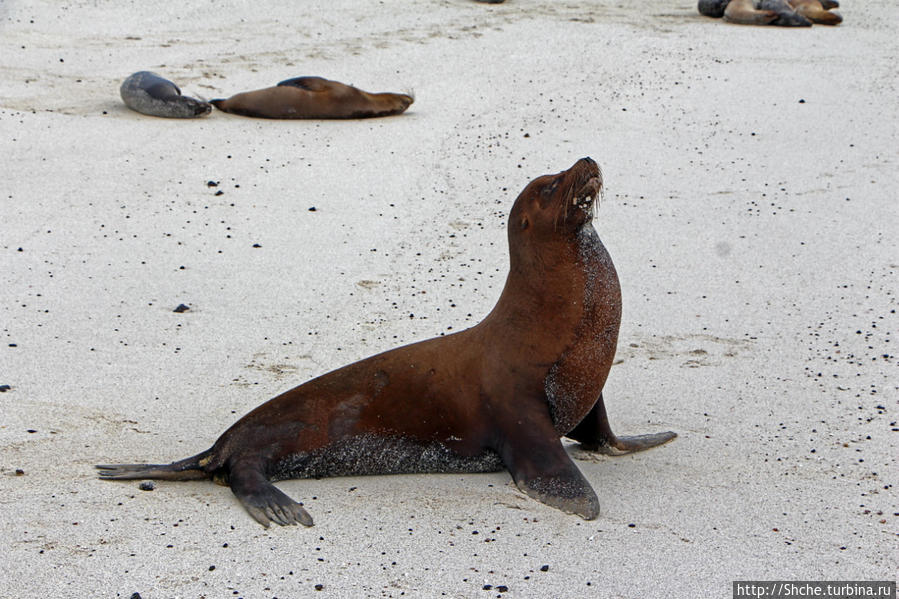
[179,96,213,117]
[510,157,603,242]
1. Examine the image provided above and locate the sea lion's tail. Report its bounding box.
[96,449,212,481]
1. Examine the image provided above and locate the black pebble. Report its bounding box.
[130,594,142,599]
[0,384,11,392]
[173,304,190,313]
[252,243,262,248]
[207,181,219,187]
[540,565,549,572]
[308,206,317,212]
[314,584,324,591]
[139,481,155,491]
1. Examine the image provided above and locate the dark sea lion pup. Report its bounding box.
[120,71,212,118]
[210,76,413,119]
[97,158,676,528]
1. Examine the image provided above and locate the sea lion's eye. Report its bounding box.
[542,180,560,196]
[520,216,530,230]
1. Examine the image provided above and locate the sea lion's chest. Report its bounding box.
[543,227,622,434]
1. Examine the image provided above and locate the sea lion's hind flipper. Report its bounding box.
[565,393,677,455]
[498,418,600,519]
[228,464,313,528]
[96,451,211,481]
[590,431,678,455]
[276,77,329,91]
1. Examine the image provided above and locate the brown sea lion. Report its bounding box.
[210,76,413,119]
[97,158,676,528]
[788,0,842,24]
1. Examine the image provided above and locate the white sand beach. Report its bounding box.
[1,0,896,597]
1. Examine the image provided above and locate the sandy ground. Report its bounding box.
[1,0,897,597]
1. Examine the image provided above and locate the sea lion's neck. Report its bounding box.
[489,224,609,324]
[543,225,622,433]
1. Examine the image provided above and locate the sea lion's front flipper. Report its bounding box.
[228,462,313,528]
[566,393,677,455]
[498,417,600,520]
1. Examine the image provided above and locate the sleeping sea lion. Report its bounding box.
[210,76,413,119]
[97,158,676,527]
[120,71,211,118]
[699,0,840,25]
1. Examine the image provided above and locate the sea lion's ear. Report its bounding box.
[520,216,530,230]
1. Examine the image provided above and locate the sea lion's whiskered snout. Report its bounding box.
[572,176,602,207]
[552,161,604,230]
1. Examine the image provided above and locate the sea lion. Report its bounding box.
[97,158,676,528]
[699,0,838,25]
[788,0,842,24]
[210,76,413,119]
[120,71,211,118]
